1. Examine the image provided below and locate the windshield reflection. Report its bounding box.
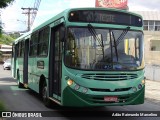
[65,27,144,70]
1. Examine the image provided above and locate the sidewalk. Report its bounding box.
[145,79,160,103]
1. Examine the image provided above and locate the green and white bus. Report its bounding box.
[12,7,145,107]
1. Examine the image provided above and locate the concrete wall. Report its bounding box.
[144,31,160,65]
[145,64,160,81]
[144,31,160,81]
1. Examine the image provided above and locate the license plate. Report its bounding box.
[104,96,118,102]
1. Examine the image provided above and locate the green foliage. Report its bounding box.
[0,34,15,45]
[0,51,2,56]
[9,32,20,39]
[0,23,2,36]
[0,51,2,62]
[0,0,14,8]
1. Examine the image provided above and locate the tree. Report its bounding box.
[0,51,3,63]
[9,32,20,39]
[0,24,2,36]
[0,34,15,45]
[0,0,15,35]
[0,0,14,8]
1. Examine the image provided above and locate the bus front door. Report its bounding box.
[23,39,29,85]
[49,25,62,100]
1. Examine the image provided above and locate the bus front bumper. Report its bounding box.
[62,86,145,107]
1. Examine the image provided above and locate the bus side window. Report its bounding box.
[17,43,19,57]
[29,39,33,56]
[17,41,24,57]
[37,27,49,56]
[30,32,38,56]
[21,41,24,57]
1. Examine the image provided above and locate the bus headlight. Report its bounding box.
[82,87,88,93]
[138,84,142,89]
[132,87,137,92]
[141,80,145,85]
[67,79,74,86]
[65,76,88,93]
[74,84,80,90]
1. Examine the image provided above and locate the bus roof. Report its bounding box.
[14,31,32,44]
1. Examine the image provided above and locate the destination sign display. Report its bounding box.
[68,10,142,27]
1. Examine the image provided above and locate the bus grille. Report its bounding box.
[90,87,132,92]
[81,73,138,81]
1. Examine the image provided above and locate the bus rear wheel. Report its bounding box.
[17,70,24,88]
[42,83,51,107]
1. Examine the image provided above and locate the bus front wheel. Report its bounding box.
[42,83,51,107]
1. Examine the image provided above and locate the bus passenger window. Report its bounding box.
[37,27,49,56]
[30,32,38,56]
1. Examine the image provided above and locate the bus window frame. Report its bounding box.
[37,26,50,57]
[29,32,39,57]
[64,26,144,71]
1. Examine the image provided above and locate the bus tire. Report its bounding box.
[42,82,51,107]
[17,70,23,88]
[18,81,24,88]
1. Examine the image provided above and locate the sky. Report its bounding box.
[1,0,160,32]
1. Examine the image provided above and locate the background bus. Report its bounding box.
[12,7,145,107]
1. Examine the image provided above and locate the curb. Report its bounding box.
[145,98,160,105]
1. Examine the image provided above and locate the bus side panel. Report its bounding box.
[18,58,24,83]
[28,57,39,92]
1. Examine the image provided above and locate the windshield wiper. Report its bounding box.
[110,31,119,62]
[116,26,130,46]
[87,24,105,59]
[110,27,130,62]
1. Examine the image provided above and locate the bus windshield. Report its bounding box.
[65,27,144,70]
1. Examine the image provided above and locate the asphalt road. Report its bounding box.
[0,65,160,120]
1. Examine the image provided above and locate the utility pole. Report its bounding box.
[21,7,37,31]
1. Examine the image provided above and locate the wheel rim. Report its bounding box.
[42,86,47,102]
